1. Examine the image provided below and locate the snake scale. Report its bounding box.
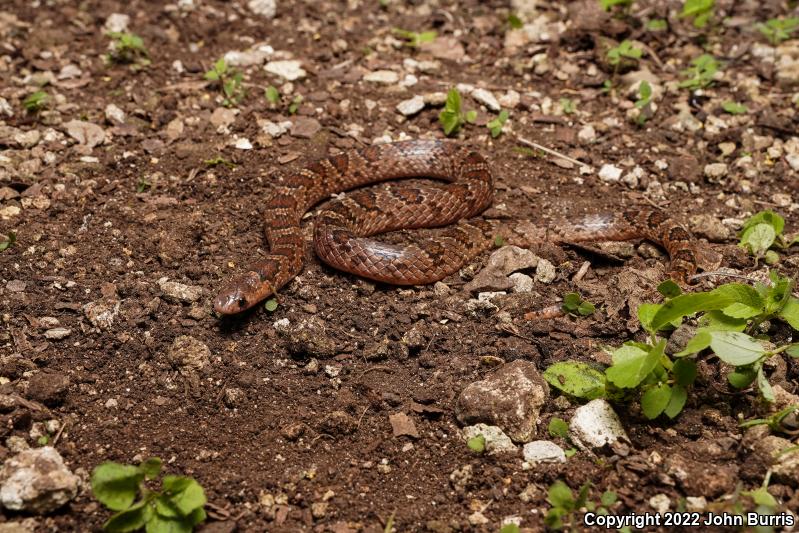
[213,139,697,315]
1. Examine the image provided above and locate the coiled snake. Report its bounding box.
[213,140,697,315]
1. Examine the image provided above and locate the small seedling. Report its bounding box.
[740,404,799,434]
[204,58,245,107]
[513,146,545,158]
[634,80,653,125]
[680,0,715,29]
[607,40,642,67]
[91,457,206,533]
[135,178,151,193]
[487,109,509,138]
[288,95,303,114]
[106,32,150,68]
[722,101,747,115]
[493,235,505,247]
[23,91,49,113]
[562,292,595,316]
[466,434,486,453]
[203,156,235,169]
[559,98,576,114]
[679,54,719,90]
[757,17,799,46]
[499,524,521,533]
[438,88,476,136]
[545,480,617,530]
[738,209,798,264]
[507,14,523,29]
[548,417,577,457]
[647,19,668,31]
[599,0,634,11]
[264,298,279,312]
[392,28,436,48]
[601,79,614,94]
[265,85,280,104]
[0,231,16,252]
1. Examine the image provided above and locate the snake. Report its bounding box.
[213,139,698,315]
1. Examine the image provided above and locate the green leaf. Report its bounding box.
[647,19,668,31]
[600,491,618,507]
[722,302,763,319]
[0,231,16,252]
[439,111,459,136]
[204,70,219,81]
[144,513,194,533]
[641,383,672,419]
[701,310,747,332]
[562,292,581,311]
[467,434,485,453]
[710,331,766,366]
[786,344,799,358]
[672,359,697,387]
[764,250,780,265]
[445,88,461,112]
[722,101,747,114]
[91,462,144,512]
[507,14,523,29]
[265,85,280,104]
[664,384,688,418]
[746,487,778,508]
[606,341,664,389]
[757,366,774,403]
[140,458,162,480]
[728,367,756,389]
[657,280,681,298]
[649,283,762,332]
[264,298,279,312]
[740,210,785,236]
[543,361,607,399]
[577,301,595,316]
[637,303,662,332]
[675,329,712,356]
[777,297,799,330]
[547,480,575,510]
[465,110,477,123]
[740,223,776,256]
[103,500,151,533]
[162,477,206,516]
[548,417,570,439]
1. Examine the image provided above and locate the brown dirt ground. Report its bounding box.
[1,0,798,531]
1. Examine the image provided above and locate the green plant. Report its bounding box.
[0,231,16,252]
[599,0,634,11]
[739,210,798,264]
[740,404,799,434]
[23,91,48,113]
[633,80,653,125]
[106,32,150,67]
[507,14,523,30]
[548,417,577,457]
[544,275,799,418]
[392,28,437,48]
[487,109,509,138]
[264,85,280,104]
[680,0,715,28]
[466,434,486,453]
[438,88,476,136]
[722,101,747,115]
[288,95,303,114]
[647,19,668,31]
[679,54,719,90]
[136,178,151,193]
[562,292,595,316]
[203,156,235,169]
[91,457,206,532]
[204,58,245,107]
[545,481,617,530]
[264,298,279,312]
[607,40,642,66]
[757,17,799,45]
[559,98,576,114]
[499,524,520,533]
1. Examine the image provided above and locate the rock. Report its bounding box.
[449,464,472,493]
[265,60,306,81]
[598,164,623,183]
[535,258,556,284]
[688,214,730,242]
[577,124,596,144]
[0,520,37,532]
[63,120,105,148]
[234,137,252,150]
[26,372,70,406]
[290,117,321,139]
[471,88,500,112]
[396,95,425,116]
[649,494,670,513]
[462,424,517,455]
[522,440,566,464]
[456,360,549,443]
[6,280,27,292]
[388,412,419,439]
[487,246,540,275]
[509,273,534,293]
[166,335,211,372]
[83,299,120,329]
[498,90,520,109]
[703,163,728,181]
[744,427,799,484]
[104,13,130,32]
[274,316,337,358]
[775,41,799,88]
[0,447,79,513]
[158,278,202,304]
[43,328,71,340]
[718,142,736,157]
[569,399,628,450]
[0,206,22,220]
[210,107,236,129]
[259,119,292,138]
[318,410,356,436]
[14,130,40,149]
[362,70,399,84]
[419,36,466,61]
[247,0,276,17]
[104,104,126,125]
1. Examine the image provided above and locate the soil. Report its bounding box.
[1,0,798,531]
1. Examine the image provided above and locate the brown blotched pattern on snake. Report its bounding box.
[214,140,698,315]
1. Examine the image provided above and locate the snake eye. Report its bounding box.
[237,297,248,309]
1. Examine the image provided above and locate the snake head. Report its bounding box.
[213,271,268,315]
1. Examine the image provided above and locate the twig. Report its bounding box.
[573,261,591,282]
[516,136,592,170]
